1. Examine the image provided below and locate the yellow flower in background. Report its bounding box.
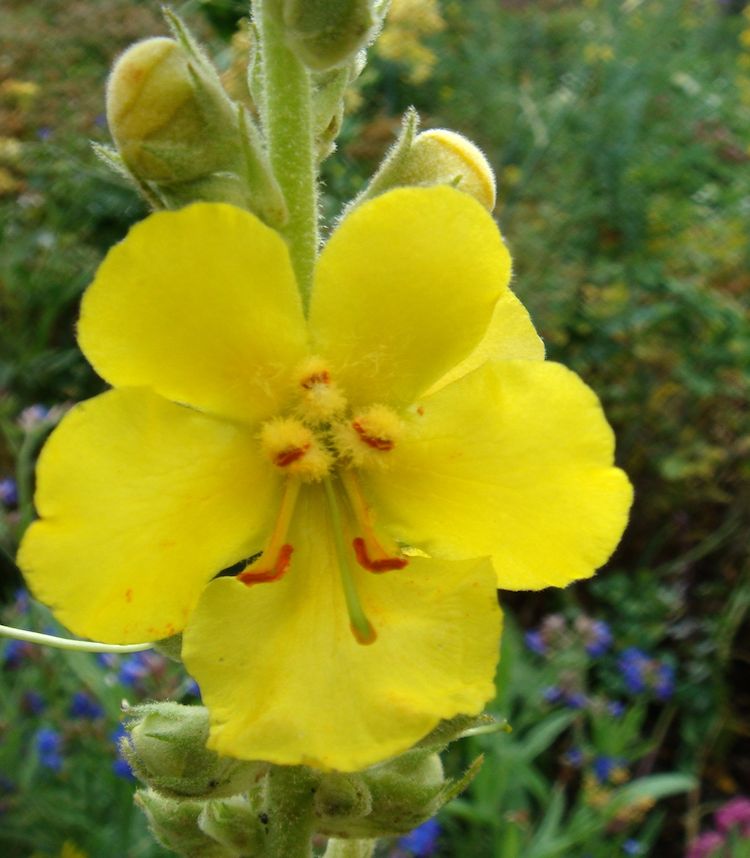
[19,186,631,770]
[377,0,445,84]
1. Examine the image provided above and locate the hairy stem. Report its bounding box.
[257,0,318,308]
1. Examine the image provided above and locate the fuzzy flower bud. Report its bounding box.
[353,110,497,213]
[122,703,266,799]
[107,37,239,185]
[136,789,234,858]
[273,0,377,71]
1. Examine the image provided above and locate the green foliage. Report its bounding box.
[1,0,749,856]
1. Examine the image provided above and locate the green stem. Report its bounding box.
[323,839,377,858]
[258,0,318,307]
[264,766,317,858]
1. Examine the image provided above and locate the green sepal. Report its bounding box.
[122,702,267,800]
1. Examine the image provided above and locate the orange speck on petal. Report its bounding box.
[125,588,133,603]
[352,537,408,573]
[237,544,294,586]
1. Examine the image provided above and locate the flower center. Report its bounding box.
[241,359,409,643]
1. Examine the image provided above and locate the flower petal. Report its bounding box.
[426,288,544,395]
[18,388,279,643]
[309,187,512,407]
[79,203,308,425]
[364,360,633,590]
[182,487,501,771]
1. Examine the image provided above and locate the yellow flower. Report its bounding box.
[19,187,631,771]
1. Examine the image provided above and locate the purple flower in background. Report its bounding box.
[2,639,32,669]
[686,831,726,858]
[524,630,547,655]
[184,678,201,698]
[398,819,441,856]
[618,647,674,699]
[564,691,588,710]
[69,691,104,720]
[623,840,642,855]
[716,796,750,837]
[584,620,613,656]
[14,589,30,614]
[0,477,17,507]
[619,647,649,693]
[35,727,63,772]
[653,662,675,700]
[96,652,119,670]
[592,755,626,785]
[608,701,626,718]
[563,747,584,768]
[118,651,156,686]
[542,685,563,704]
[111,725,135,780]
[22,690,46,715]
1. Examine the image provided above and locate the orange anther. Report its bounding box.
[352,421,394,451]
[274,444,310,467]
[301,370,330,389]
[352,537,408,573]
[237,544,294,586]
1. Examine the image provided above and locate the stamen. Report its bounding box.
[352,537,407,573]
[295,356,347,422]
[260,416,332,480]
[322,478,377,645]
[352,420,394,451]
[340,470,408,574]
[237,479,300,587]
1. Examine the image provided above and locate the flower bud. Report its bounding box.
[122,703,266,799]
[353,110,497,213]
[314,772,372,820]
[107,37,240,185]
[316,749,466,838]
[136,789,234,858]
[275,0,377,71]
[104,19,286,224]
[198,795,267,854]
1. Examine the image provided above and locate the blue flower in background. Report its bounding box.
[563,747,584,768]
[22,690,46,715]
[0,477,18,507]
[111,725,135,780]
[118,652,154,686]
[619,647,649,693]
[618,647,675,700]
[608,700,626,718]
[542,685,563,704]
[13,589,30,614]
[96,652,119,670]
[653,662,675,701]
[524,630,547,655]
[623,839,643,855]
[35,727,63,772]
[592,755,627,785]
[2,639,31,669]
[584,620,613,657]
[69,691,104,720]
[398,819,441,856]
[564,691,588,710]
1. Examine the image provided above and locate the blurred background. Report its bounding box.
[1,0,749,856]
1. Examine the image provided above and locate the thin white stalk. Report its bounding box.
[0,624,152,653]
